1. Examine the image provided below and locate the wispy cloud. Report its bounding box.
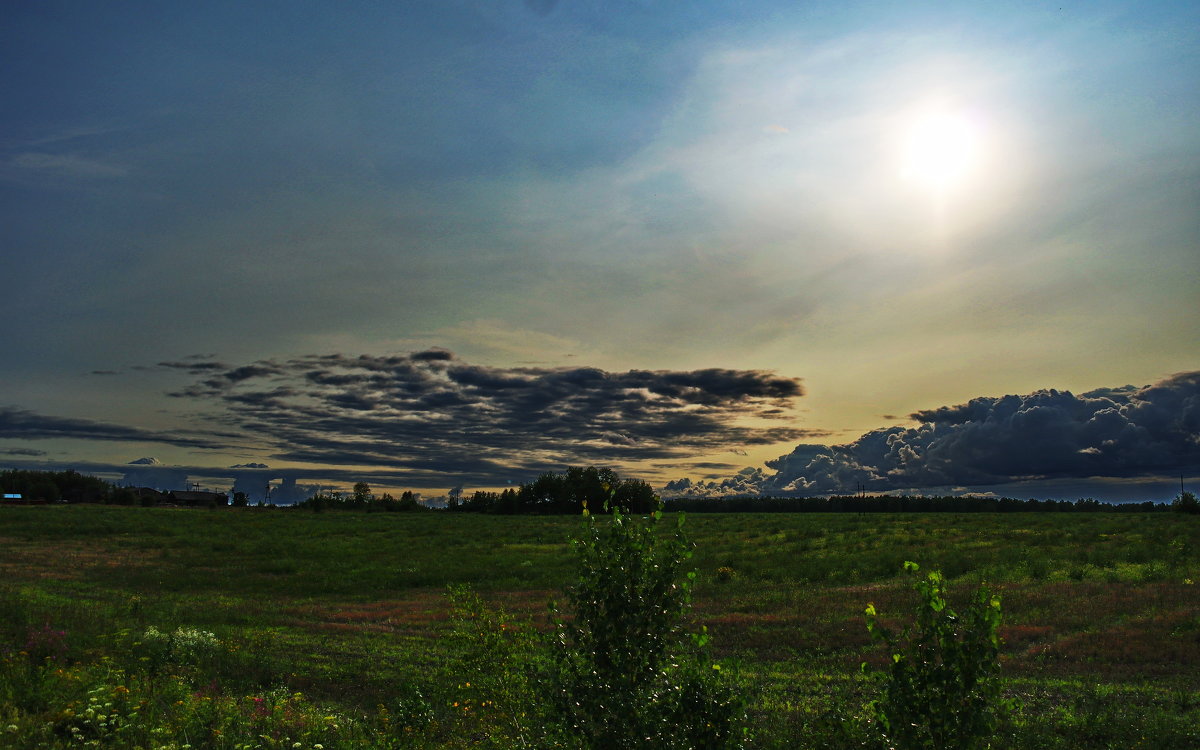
[11,152,127,179]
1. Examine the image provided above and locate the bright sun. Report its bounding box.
[900,107,982,191]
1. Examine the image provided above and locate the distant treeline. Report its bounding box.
[1,469,114,504]
[294,483,427,513]
[448,466,658,515]
[664,494,1173,513]
[6,466,1194,515]
[0,469,225,506]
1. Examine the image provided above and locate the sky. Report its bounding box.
[2,0,1197,503]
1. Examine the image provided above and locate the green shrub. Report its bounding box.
[549,503,746,749]
[864,562,1014,750]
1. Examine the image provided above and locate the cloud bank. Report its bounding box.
[668,371,1200,497]
[0,407,227,450]
[158,349,806,486]
[3,350,809,490]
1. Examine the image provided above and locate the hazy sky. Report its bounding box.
[2,1,1197,502]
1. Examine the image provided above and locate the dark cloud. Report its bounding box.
[668,372,1200,497]
[155,350,807,485]
[158,361,229,373]
[223,364,284,382]
[411,349,455,362]
[0,447,47,456]
[0,406,227,450]
[688,461,741,471]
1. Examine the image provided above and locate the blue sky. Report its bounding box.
[2,1,1197,501]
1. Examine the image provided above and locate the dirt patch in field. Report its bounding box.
[283,589,559,639]
[282,591,449,636]
[1018,606,1200,681]
[980,583,1200,684]
[691,583,912,661]
[0,537,158,581]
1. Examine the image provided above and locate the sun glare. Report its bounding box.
[900,107,982,191]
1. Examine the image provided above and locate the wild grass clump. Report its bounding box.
[0,625,379,748]
[438,584,558,748]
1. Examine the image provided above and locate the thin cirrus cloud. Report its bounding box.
[152,349,810,484]
[11,152,128,179]
[667,371,1200,497]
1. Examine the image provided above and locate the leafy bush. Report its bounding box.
[549,503,746,749]
[864,562,1014,750]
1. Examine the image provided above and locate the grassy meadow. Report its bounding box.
[1,505,1198,748]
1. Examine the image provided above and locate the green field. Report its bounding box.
[1,505,1198,748]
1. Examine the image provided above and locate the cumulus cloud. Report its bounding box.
[271,476,323,505]
[665,466,768,497]
[227,463,277,503]
[160,349,807,486]
[667,371,1200,497]
[95,458,303,502]
[121,457,190,490]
